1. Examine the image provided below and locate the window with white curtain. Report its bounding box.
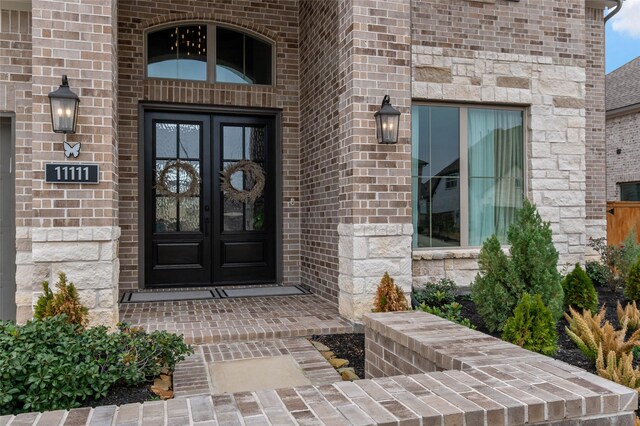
[412,104,525,248]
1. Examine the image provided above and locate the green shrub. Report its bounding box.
[417,301,475,329]
[589,232,640,290]
[625,257,640,302]
[562,263,598,312]
[502,293,558,356]
[412,278,457,307]
[507,200,564,320]
[0,316,192,415]
[471,235,523,332]
[34,272,88,327]
[585,261,611,288]
[471,200,564,332]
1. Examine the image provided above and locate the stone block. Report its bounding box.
[52,262,115,290]
[32,241,100,262]
[553,97,585,109]
[88,308,118,330]
[414,66,452,83]
[368,236,411,258]
[496,76,530,89]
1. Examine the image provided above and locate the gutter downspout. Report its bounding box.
[605,0,623,23]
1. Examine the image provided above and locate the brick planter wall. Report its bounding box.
[365,311,638,425]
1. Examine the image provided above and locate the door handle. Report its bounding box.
[204,217,209,237]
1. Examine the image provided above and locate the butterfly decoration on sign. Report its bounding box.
[63,141,81,158]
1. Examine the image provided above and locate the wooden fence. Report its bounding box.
[607,201,640,246]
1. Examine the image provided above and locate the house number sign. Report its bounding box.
[45,163,99,184]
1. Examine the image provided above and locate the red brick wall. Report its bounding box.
[299,1,340,302]
[412,0,586,60]
[117,0,300,290]
[585,7,606,231]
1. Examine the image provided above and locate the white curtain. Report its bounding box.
[468,109,523,245]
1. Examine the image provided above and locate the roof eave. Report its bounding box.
[586,0,618,8]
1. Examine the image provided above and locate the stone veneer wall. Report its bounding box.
[0,6,33,322]
[31,227,120,326]
[607,111,640,201]
[411,0,595,288]
[336,0,413,322]
[117,0,300,290]
[584,7,607,247]
[299,1,341,303]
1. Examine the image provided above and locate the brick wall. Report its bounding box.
[412,0,586,60]
[117,0,300,290]
[336,0,413,321]
[585,7,607,244]
[364,311,638,425]
[15,0,121,326]
[299,1,340,303]
[0,6,33,320]
[607,111,640,200]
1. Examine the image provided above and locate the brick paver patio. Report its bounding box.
[119,294,356,345]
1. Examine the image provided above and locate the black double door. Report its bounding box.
[144,112,276,287]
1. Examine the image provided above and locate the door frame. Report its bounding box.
[137,102,283,288]
[0,112,16,321]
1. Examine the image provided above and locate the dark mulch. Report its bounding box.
[311,333,365,379]
[82,383,156,408]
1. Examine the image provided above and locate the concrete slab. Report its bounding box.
[208,355,312,394]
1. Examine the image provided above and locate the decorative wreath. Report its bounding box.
[155,160,201,198]
[220,159,265,203]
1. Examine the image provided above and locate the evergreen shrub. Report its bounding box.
[501,293,558,356]
[625,257,640,302]
[373,272,409,312]
[562,263,598,312]
[471,200,564,331]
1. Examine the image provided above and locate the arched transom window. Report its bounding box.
[146,24,273,85]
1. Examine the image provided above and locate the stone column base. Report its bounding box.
[23,227,121,328]
[338,223,413,323]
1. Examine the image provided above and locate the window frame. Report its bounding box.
[144,22,276,87]
[411,102,528,250]
[619,182,640,201]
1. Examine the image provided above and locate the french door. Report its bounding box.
[144,111,276,287]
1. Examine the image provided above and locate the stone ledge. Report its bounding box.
[31,226,121,243]
[413,247,482,261]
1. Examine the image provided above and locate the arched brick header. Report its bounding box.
[140,13,279,44]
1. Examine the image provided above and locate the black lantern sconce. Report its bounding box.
[48,75,80,134]
[374,95,401,144]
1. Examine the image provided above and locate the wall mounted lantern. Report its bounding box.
[374,95,400,144]
[48,75,80,134]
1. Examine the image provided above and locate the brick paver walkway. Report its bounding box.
[173,338,342,397]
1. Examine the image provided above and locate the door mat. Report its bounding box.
[120,290,219,303]
[218,285,310,298]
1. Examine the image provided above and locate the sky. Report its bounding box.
[606,0,640,74]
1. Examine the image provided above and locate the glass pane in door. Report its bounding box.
[221,125,266,232]
[154,122,202,233]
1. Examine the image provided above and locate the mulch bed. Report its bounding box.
[458,285,626,374]
[314,285,631,380]
[311,333,365,379]
[83,384,156,408]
